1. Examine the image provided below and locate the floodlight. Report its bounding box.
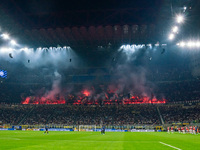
[180,42,185,47]
[172,26,178,33]
[177,15,184,24]
[10,40,17,45]
[1,33,10,40]
[196,42,200,47]
[120,45,125,49]
[187,41,195,47]
[169,33,175,40]
[21,47,29,52]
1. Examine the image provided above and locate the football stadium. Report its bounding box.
[0,0,200,149]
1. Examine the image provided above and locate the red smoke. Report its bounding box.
[22,94,166,105]
[21,71,66,105]
[22,87,166,105]
[103,96,166,105]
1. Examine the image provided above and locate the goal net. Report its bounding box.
[78,125,96,131]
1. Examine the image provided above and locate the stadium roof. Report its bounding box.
[0,0,200,48]
[20,25,160,48]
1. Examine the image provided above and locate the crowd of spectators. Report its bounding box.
[159,105,200,124]
[148,68,194,82]
[0,104,199,126]
[0,104,160,125]
[0,104,32,125]
[22,105,160,125]
[156,81,200,102]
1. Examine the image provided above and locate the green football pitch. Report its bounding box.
[0,131,199,150]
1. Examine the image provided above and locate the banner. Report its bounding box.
[0,128,8,130]
[40,128,73,131]
[130,129,155,132]
[95,129,128,132]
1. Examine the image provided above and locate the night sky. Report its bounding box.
[0,0,199,28]
[2,0,162,12]
[0,0,165,28]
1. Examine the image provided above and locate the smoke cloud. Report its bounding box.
[44,71,62,99]
[17,45,165,104]
[0,47,78,69]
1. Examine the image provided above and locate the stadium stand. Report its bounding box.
[0,104,199,126]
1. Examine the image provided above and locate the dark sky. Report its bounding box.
[0,0,166,29]
[3,0,162,13]
[1,0,198,26]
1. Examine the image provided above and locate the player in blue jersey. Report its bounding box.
[101,125,105,135]
[44,125,49,134]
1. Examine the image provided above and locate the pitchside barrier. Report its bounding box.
[0,124,156,132]
[0,128,155,132]
[1,124,176,132]
[1,123,199,132]
[0,128,15,130]
[40,128,73,131]
[3,124,158,130]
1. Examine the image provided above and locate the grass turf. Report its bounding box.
[0,131,199,150]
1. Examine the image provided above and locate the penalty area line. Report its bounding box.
[159,142,182,150]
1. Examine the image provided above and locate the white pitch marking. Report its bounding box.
[159,142,182,150]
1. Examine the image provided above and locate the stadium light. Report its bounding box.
[0,47,13,53]
[180,42,185,47]
[172,26,178,33]
[176,15,184,24]
[1,33,10,40]
[10,40,17,45]
[187,41,195,47]
[169,33,175,40]
[24,47,28,51]
[20,47,29,52]
[178,41,200,48]
[196,42,200,47]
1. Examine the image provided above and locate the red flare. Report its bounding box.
[21,97,66,104]
[22,97,30,104]
[83,90,90,97]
